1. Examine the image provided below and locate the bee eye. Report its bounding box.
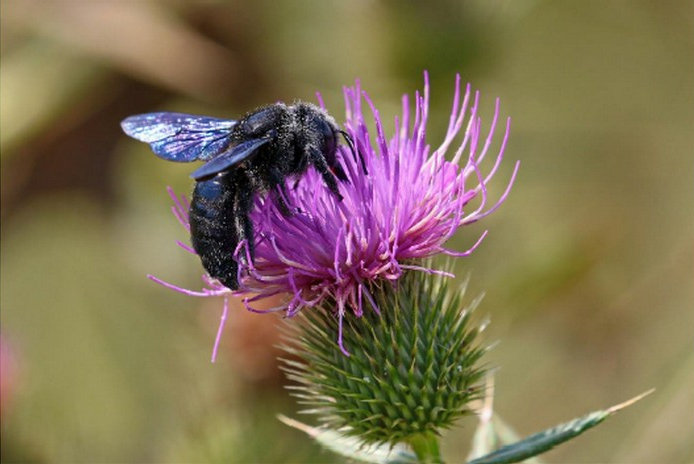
[325,131,337,155]
[317,121,335,148]
[318,120,337,156]
[320,125,347,180]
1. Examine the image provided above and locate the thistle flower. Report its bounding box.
[153,73,518,360]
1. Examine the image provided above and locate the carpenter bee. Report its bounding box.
[121,102,360,290]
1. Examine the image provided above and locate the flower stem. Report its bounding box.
[408,432,443,463]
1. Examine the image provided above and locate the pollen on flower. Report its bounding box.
[151,72,519,358]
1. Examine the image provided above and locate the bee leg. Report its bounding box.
[233,185,255,263]
[292,151,309,190]
[272,187,294,217]
[309,147,343,201]
[268,168,295,216]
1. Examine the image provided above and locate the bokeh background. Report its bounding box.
[2,1,692,462]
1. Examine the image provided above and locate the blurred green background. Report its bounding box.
[1,1,692,462]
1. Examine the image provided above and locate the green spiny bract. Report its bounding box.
[281,271,487,446]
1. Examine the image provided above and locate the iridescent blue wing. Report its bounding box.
[191,138,270,180]
[121,112,237,162]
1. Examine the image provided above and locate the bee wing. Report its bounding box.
[190,138,270,180]
[121,112,237,162]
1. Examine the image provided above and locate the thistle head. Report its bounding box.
[281,270,488,446]
[152,72,517,361]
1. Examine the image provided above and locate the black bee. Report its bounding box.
[121,102,360,290]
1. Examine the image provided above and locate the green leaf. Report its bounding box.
[278,415,418,464]
[467,376,543,463]
[469,413,543,464]
[466,390,654,464]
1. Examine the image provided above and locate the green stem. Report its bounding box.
[408,431,443,463]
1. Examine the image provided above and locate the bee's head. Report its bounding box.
[297,103,366,183]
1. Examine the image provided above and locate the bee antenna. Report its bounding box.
[339,130,367,175]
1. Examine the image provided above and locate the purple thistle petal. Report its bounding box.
[439,230,489,258]
[210,296,229,363]
[147,274,228,297]
[242,298,287,314]
[167,186,190,230]
[315,91,326,110]
[399,264,456,278]
[336,298,350,357]
[359,281,380,316]
[176,240,196,254]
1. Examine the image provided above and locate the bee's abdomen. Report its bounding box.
[189,175,240,290]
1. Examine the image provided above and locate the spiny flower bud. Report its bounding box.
[281,270,487,447]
